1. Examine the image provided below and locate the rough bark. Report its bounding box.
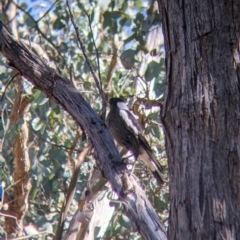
[158,0,240,239]
[0,23,167,240]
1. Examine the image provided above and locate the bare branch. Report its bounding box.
[20,38,50,62]
[0,72,20,105]
[68,129,81,167]
[106,44,118,94]
[36,0,59,23]
[79,4,102,85]
[12,2,61,56]
[66,0,107,120]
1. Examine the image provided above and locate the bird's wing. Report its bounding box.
[138,135,164,184]
[138,134,152,152]
[119,108,142,136]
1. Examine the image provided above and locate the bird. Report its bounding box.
[106,97,164,185]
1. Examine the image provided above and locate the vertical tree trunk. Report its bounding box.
[159,0,240,239]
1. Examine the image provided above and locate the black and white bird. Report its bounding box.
[106,98,164,185]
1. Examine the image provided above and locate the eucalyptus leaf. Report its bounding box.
[145,60,162,82]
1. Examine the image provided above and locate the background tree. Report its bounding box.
[0,0,168,239]
[158,0,240,239]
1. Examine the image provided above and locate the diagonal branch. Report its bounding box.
[0,23,167,240]
[66,0,107,120]
[78,3,102,85]
[55,144,92,240]
[13,2,61,56]
[36,0,59,23]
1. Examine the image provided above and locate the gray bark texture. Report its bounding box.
[0,23,167,240]
[158,0,240,239]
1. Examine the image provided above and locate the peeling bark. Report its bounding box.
[2,4,32,237]
[158,0,240,239]
[0,23,167,240]
[5,122,31,236]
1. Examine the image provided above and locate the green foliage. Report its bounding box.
[0,0,167,239]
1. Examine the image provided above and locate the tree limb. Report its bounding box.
[0,23,167,240]
[66,0,107,120]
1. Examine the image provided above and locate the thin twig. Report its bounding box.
[4,231,55,239]
[66,0,107,120]
[37,0,59,23]
[68,129,81,168]
[54,144,92,240]
[35,135,82,153]
[89,20,102,84]
[0,72,20,105]
[2,0,12,14]
[80,5,102,85]
[13,2,61,55]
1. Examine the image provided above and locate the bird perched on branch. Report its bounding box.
[106,98,164,185]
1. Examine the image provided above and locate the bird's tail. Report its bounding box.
[138,146,165,185]
[151,159,165,185]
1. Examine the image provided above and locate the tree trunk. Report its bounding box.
[159,0,240,239]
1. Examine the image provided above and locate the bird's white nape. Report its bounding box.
[119,109,139,135]
[117,102,129,110]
